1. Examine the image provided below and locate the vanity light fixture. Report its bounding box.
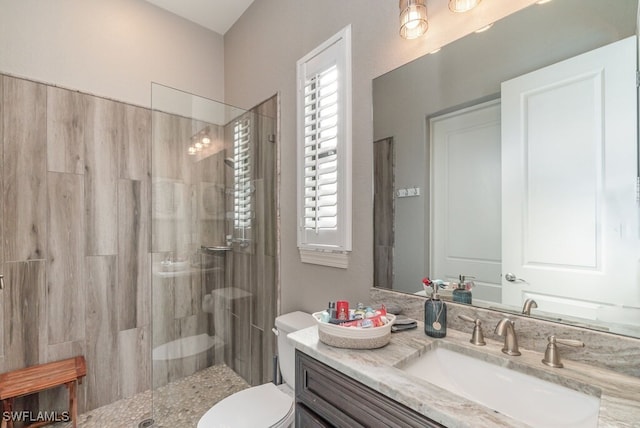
[399,0,428,39]
[449,0,481,13]
[187,126,213,155]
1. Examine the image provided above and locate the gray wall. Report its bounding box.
[223,0,538,312]
[0,0,225,108]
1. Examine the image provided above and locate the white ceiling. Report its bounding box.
[145,0,255,35]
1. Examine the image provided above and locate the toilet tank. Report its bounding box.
[274,311,315,387]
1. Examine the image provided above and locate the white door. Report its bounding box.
[430,99,502,302]
[501,36,639,322]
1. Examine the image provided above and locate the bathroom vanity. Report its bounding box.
[289,324,640,427]
[295,350,442,427]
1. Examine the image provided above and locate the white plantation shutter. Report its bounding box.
[233,116,252,241]
[303,65,339,231]
[297,26,352,267]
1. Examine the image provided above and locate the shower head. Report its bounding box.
[224,157,234,168]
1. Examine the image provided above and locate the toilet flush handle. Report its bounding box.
[271,327,279,336]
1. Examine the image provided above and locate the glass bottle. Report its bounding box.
[452,275,473,304]
[424,286,447,338]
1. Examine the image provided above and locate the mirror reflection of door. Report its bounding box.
[501,36,638,324]
[430,100,502,301]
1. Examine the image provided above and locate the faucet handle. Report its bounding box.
[542,335,585,368]
[458,315,486,346]
[458,314,475,323]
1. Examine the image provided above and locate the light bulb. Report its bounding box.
[405,10,422,29]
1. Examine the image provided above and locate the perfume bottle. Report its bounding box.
[424,284,447,338]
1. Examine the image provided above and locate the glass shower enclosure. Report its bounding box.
[150,84,278,426]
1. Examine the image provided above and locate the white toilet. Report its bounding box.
[197,311,315,428]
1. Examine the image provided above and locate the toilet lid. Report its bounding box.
[197,383,293,428]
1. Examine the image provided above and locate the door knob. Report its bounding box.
[504,273,526,283]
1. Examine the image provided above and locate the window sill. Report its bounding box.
[299,248,350,269]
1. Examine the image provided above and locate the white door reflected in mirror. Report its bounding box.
[501,36,639,324]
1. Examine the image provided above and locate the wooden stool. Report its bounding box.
[0,356,86,428]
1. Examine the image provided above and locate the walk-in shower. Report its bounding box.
[150,84,278,426]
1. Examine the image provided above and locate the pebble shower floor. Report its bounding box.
[51,364,249,428]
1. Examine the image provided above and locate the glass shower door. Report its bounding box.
[150,84,278,427]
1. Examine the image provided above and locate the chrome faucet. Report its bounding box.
[522,298,538,316]
[542,335,584,368]
[494,318,521,356]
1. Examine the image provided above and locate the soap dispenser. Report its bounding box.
[452,274,473,305]
[424,282,447,338]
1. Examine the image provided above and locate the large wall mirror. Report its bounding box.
[373,0,640,337]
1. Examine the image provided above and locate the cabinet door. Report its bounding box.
[296,351,444,428]
[501,36,639,323]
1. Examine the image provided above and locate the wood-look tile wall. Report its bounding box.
[373,137,395,289]
[0,75,4,369]
[248,97,278,386]
[0,75,152,413]
[222,98,278,386]
[0,74,278,416]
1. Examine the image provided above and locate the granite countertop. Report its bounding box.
[288,323,640,428]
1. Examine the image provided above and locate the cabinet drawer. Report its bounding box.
[296,403,333,428]
[295,350,443,428]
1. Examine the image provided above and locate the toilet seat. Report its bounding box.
[197,383,294,428]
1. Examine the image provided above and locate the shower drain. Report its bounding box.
[138,418,155,428]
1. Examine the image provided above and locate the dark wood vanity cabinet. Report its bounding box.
[295,350,444,428]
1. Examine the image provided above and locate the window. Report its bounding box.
[296,25,352,268]
[233,114,252,246]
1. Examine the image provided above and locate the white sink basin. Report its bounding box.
[400,346,600,428]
